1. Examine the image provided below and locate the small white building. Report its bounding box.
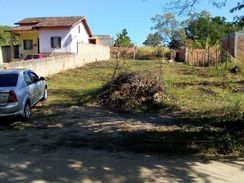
[8,16,93,59]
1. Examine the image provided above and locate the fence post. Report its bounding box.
[185,47,188,64]
[202,50,205,67]
[216,49,218,68]
[224,51,228,69]
[133,46,136,60]
[197,51,199,66]
[10,32,14,61]
[207,47,210,66]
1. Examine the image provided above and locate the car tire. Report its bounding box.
[22,102,32,121]
[41,87,48,101]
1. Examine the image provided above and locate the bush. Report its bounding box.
[136,46,170,60]
[111,46,171,60]
[98,72,164,112]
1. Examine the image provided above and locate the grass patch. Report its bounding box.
[44,59,244,156]
[55,120,243,156]
[46,59,244,119]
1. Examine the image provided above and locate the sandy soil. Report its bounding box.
[0,148,243,183]
[0,105,243,183]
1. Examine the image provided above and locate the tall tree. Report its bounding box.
[185,11,241,48]
[114,29,134,47]
[143,32,162,46]
[0,25,18,46]
[169,28,187,49]
[166,0,228,14]
[166,0,243,26]
[230,1,244,26]
[151,12,182,44]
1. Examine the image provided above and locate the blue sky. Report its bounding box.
[0,0,242,45]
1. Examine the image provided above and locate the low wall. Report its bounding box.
[1,43,110,77]
[0,46,20,63]
[0,46,11,64]
[222,33,235,57]
[222,32,244,60]
[235,32,244,60]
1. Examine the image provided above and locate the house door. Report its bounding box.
[38,39,40,53]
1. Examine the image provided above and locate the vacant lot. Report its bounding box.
[1,59,244,156]
[46,59,244,118]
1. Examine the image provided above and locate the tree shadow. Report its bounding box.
[0,147,243,183]
[175,80,244,89]
[0,87,243,182]
[0,86,243,156]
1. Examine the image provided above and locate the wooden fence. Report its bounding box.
[174,47,231,66]
[185,47,221,66]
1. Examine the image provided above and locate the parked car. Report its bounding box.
[24,54,44,61]
[0,69,47,121]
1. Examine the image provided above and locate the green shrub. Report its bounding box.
[136,46,170,60]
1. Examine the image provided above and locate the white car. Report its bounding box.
[0,69,47,121]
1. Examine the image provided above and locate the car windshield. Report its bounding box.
[0,74,19,87]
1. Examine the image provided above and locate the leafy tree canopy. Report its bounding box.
[151,12,182,44]
[166,0,244,26]
[0,25,12,46]
[230,1,244,26]
[169,28,187,49]
[114,29,134,47]
[185,11,241,48]
[143,32,162,46]
[151,10,241,49]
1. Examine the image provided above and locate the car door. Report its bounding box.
[29,72,43,102]
[23,71,36,106]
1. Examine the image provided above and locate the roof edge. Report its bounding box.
[80,18,93,37]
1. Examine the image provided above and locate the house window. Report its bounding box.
[23,40,33,50]
[51,37,61,48]
[78,26,81,33]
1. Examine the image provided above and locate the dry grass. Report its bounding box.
[46,59,244,121]
[35,59,244,156]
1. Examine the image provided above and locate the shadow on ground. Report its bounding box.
[0,148,243,183]
[0,88,244,182]
[0,101,243,156]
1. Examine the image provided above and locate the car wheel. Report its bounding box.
[22,102,32,121]
[41,87,48,101]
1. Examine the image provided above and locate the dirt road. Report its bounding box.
[0,148,243,183]
[0,105,243,183]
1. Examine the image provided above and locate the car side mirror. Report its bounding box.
[40,77,45,81]
[34,78,40,82]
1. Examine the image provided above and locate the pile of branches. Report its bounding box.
[98,72,164,112]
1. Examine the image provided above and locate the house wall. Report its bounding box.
[222,32,244,60]
[70,22,90,53]
[97,37,114,47]
[222,33,235,57]
[39,22,90,55]
[1,43,110,77]
[18,32,39,58]
[0,46,20,63]
[235,32,244,60]
[39,28,71,54]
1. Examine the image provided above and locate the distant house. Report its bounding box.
[89,35,114,47]
[8,16,93,59]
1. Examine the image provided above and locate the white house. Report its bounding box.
[8,16,93,59]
